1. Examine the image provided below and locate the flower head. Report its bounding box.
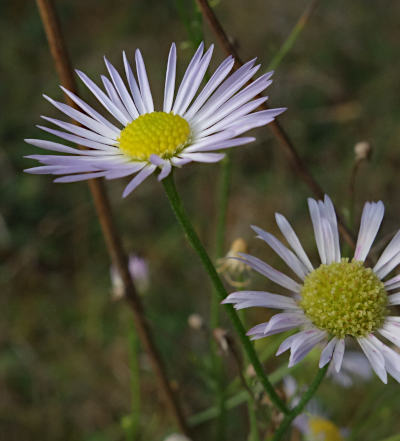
[283,376,346,441]
[223,195,400,383]
[25,43,285,197]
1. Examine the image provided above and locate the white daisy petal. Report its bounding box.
[123,51,146,114]
[122,164,156,198]
[191,59,259,127]
[41,116,116,145]
[183,56,235,120]
[374,250,400,280]
[288,329,327,367]
[163,43,177,113]
[101,75,132,121]
[198,96,269,137]
[384,275,400,290]
[76,70,130,125]
[54,171,107,182]
[379,321,400,349]
[104,56,139,119]
[264,312,309,336]
[238,252,302,293]
[60,86,121,133]
[222,291,299,310]
[354,201,385,262]
[380,344,400,383]
[308,198,327,264]
[187,137,255,153]
[174,44,215,116]
[319,337,338,368]
[358,336,387,383]
[323,195,341,262]
[135,49,154,113]
[251,225,308,279]
[332,338,345,372]
[275,213,314,272]
[43,95,119,139]
[180,152,225,163]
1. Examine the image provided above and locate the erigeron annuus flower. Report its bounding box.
[283,376,346,441]
[223,195,400,383]
[24,42,285,197]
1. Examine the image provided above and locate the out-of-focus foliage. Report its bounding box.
[1,0,400,440]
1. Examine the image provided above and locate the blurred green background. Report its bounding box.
[1,0,400,440]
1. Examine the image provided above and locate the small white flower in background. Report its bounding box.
[283,376,346,441]
[111,254,149,299]
[217,237,251,287]
[25,42,285,197]
[223,195,400,383]
[163,434,192,441]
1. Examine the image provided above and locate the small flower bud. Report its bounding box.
[188,313,204,330]
[354,141,371,162]
[217,238,251,288]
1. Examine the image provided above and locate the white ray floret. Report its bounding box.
[25,42,285,196]
[223,195,400,383]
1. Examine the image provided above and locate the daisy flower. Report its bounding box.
[223,195,400,383]
[24,42,285,197]
[283,376,346,441]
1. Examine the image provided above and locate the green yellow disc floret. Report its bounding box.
[300,259,388,338]
[118,111,191,161]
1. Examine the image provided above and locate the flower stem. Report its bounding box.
[271,365,329,441]
[212,155,232,440]
[128,323,141,441]
[162,172,289,415]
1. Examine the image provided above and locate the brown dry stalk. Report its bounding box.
[195,0,355,249]
[35,0,191,436]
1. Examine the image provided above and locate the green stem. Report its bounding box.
[267,0,319,71]
[271,365,329,441]
[128,323,141,441]
[212,155,231,440]
[162,172,289,415]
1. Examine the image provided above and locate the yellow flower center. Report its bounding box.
[118,112,191,161]
[309,417,344,441]
[300,259,387,338]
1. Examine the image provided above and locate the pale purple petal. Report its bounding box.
[379,320,400,349]
[332,338,345,372]
[163,43,177,113]
[275,213,314,272]
[308,198,327,264]
[238,252,302,293]
[358,335,387,383]
[135,49,154,113]
[122,164,156,197]
[183,56,235,120]
[354,201,385,262]
[222,290,299,310]
[180,152,225,163]
[319,337,338,368]
[104,56,139,119]
[251,225,308,279]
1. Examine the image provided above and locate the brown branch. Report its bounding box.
[195,0,355,249]
[35,0,191,436]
